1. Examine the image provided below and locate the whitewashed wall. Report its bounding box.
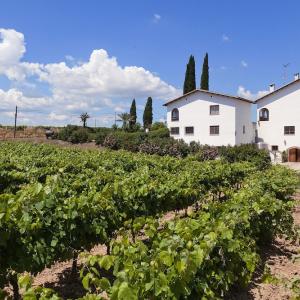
[256,80,300,151]
[166,91,253,146]
[235,100,254,144]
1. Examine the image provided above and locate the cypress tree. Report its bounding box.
[183,55,196,94]
[143,97,153,129]
[129,98,137,128]
[200,53,209,90]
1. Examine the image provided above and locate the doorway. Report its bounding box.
[288,147,300,162]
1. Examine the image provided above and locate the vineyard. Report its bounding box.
[0,142,299,299]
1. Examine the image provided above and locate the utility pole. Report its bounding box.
[114,112,117,126]
[14,106,18,138]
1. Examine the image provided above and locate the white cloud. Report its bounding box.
[220,66,227,71]
[153,14,161,23]
[65,55,74,61]
[0,28,180,126]
[237,86,269,100]
[241,60,248,68]
[222,34,229,42]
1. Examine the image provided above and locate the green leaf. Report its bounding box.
[99,278,111,291]
[82,274,91,290]
[117,282,137,300]
[99,256,114,270]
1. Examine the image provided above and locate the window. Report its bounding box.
[185,126,194,134]
[170,127,179,135]
[259,108,269,121]
[210,105,219,115]
[271,145,278,151]
[210,125,219,135]
[284,126,295,135]
[243,125,245,134]
[171,108,179,121]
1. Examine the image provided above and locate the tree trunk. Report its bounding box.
[71,251,78,277]
[9,273,19,300]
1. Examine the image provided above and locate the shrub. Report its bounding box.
[139,138,189,158]
[57,125,79,141]
[219,144,271,169]
[148,127,170,139]
[150,122,167,131]
[193,145,219,161]
[69,128,89,143]
[95,131,108,145]
[103,134,120,150]
[282,150,288,163]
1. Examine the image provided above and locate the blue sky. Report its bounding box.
[1,0,300,126]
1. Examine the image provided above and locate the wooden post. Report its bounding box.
[14,106,18,138]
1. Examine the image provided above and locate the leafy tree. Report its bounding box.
[143,97,153,129]
[183,55,196,94]
[200,53,209,90]
[129,99,137,128]
[80,112,90,128]
[118,112,132,130]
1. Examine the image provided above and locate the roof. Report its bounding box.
[163,88,253,106]
[255,78,300,103]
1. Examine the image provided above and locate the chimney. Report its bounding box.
[269,84,275,92]
[294,73,299,81]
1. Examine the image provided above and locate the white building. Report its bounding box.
[164,89,254,146]
[255,74,300,162]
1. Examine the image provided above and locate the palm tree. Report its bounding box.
[80,112,90,128]
[117,113,132,130]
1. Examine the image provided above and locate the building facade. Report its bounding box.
[255,76,300,162]
[164,89,254,146]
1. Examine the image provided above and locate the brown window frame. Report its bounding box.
[171,108,179,121]
[210,105,219,115]
[284,126,295,135]
[185,126,194,134]
[259,108,269,121]
[210,125,219,135]
[170,127,179,135]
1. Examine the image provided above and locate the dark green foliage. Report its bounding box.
[57,125,80,141]
[200,53,209,90]
[282,150,288,162]
[148,127,170,139]
[219,144,271,169]
[143,97,153,129]
[183,55,196,94]
[129,99,137,129]
[69,128,89,144]
[150,122,166,131]
[103,131,146,152]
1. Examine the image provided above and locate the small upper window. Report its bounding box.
[271,145,278,151]
[210,125,219,135]
[185,127,194,134]
[259,108,269,121]
[210,105,219,115]
[170,127,179,135]
[171,108,179,121]
[284,126,295,135]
